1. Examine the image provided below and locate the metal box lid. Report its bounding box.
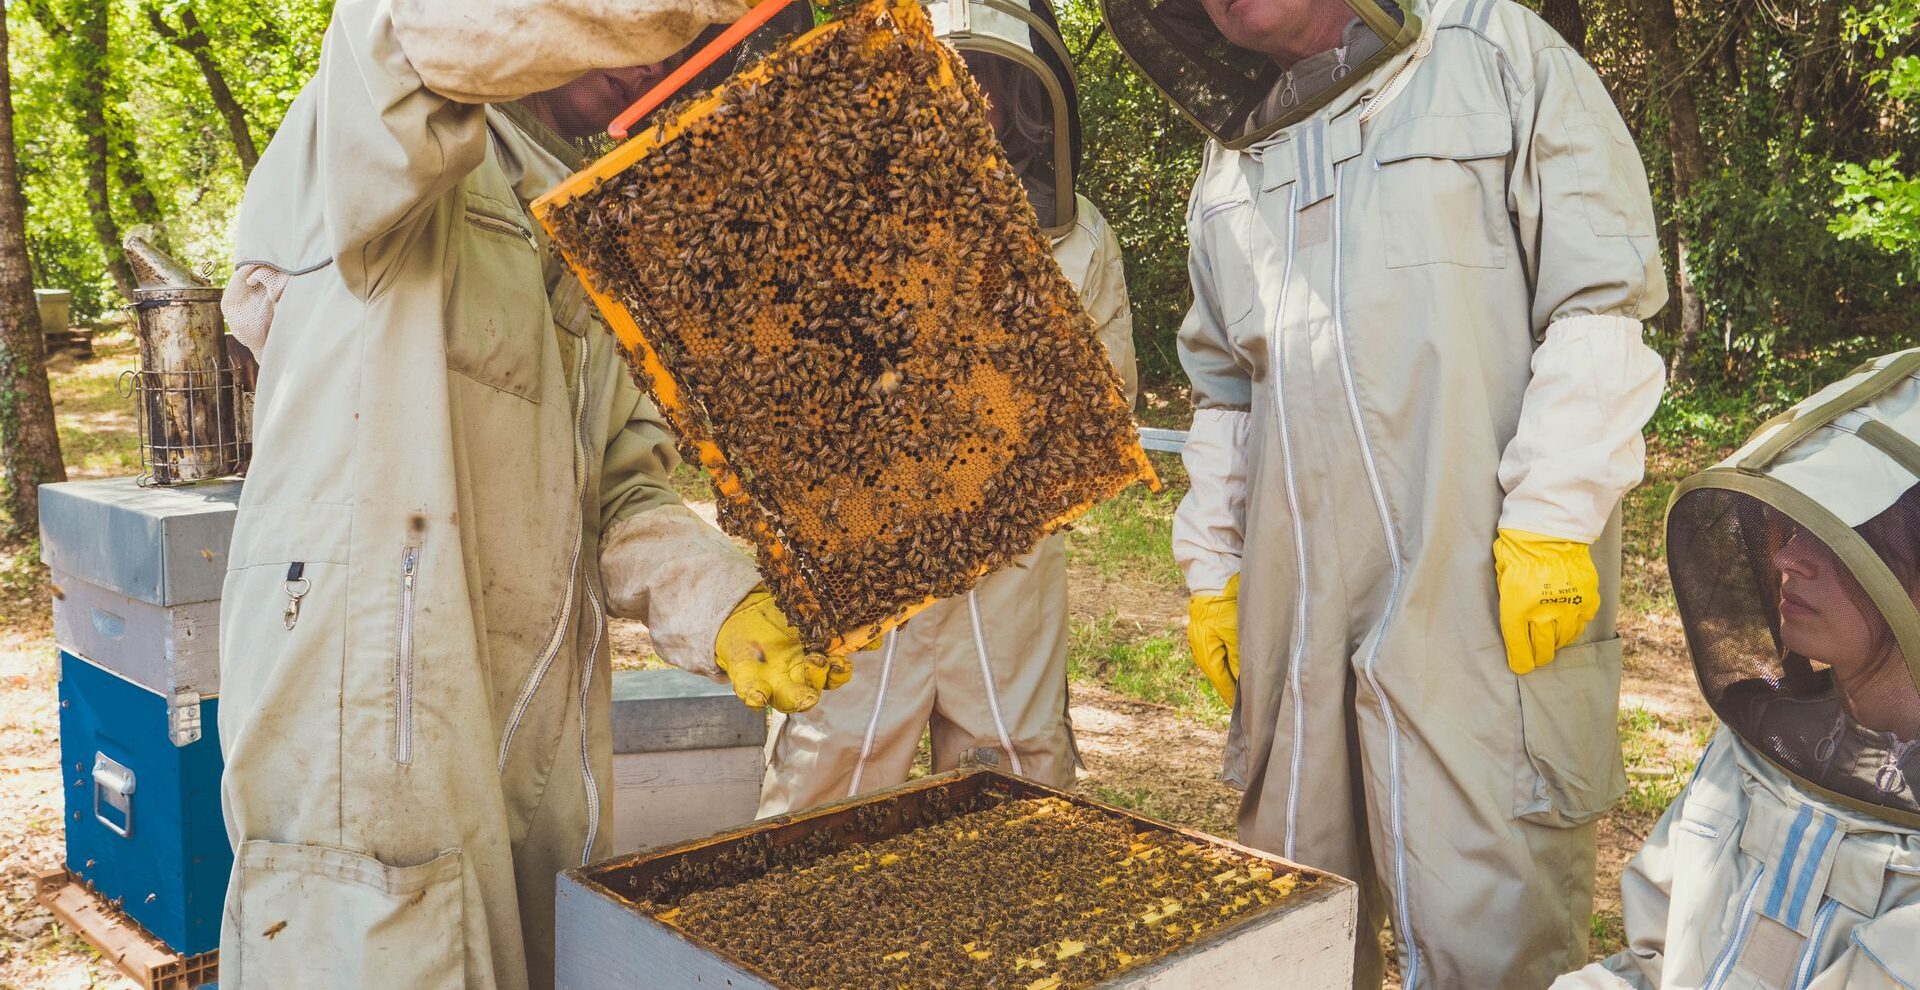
[40,478,242,607]
[609,668,766,755]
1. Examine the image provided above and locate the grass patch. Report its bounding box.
[1617,704,1716,816]
[669,460,714,504]
[1065,450,1188,589]
[1590,909,1626,956]
[1069,612,1226,726]
[48,331,140,479]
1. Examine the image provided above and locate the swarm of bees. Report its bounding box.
[537,0,1155,653]
[638,796,1312,990]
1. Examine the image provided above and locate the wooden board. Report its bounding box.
[609,745,763,855]
[556,769,1356,990]
[34,869,220,990]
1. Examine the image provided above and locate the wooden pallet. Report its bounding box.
[44,327,95,358]
[33,868,219,990]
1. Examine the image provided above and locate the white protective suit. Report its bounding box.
[1553,733,1920,990]
[213,2,767,988]
[1558,348,1920,990]
[1157,1,1669,987]
[760,193,1136,814]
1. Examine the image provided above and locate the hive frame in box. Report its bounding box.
[531,0,1157,656]
[555,768,1357,989]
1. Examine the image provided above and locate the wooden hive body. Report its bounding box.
[556,770,1356,989]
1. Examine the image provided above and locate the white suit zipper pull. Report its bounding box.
[283,562,310,630]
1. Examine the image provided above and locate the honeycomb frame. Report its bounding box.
[533,0,1157,654]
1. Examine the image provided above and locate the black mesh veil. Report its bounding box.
[1668,355,1920,826]
[509,3,819,164]
[1100,0,1418,148]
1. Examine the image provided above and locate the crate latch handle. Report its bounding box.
[92,752,136,839]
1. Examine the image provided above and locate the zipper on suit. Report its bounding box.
[1267,184,1311,861]
[1790,898,1840,990]
[499,330,594,771]
[465,209,537,250]
[396,543,421,764]
[1704,868,1768,990]
[1330,162,1422,986]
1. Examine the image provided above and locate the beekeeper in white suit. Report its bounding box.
[1556,350,1920,990]
[1107,0,1669,985]
[758,0,1137,815]
[214,2,837,988]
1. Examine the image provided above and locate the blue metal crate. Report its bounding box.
[59,650,230,957]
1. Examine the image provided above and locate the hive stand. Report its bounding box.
[34,869,219,990]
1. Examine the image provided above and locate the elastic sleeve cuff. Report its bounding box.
[598,505,761,677]
[1172,408,1251,592]
[1497,315,1665,543]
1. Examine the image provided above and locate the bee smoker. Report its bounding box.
[124,234,250,485]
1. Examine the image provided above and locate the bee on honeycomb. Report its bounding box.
[640,796,1311,989]
[535,0,1156,654]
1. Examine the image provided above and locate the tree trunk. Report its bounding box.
[146,5,258,174]
[0,12,70,540]
[112,122,166,237]
[1789,1,1841,120]
[1540,0,1587,56]
[28,0,136,300]
[1638,0,1709,380]
[1717,0,1747,90]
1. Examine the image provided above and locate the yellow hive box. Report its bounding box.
[533,0,1156,654]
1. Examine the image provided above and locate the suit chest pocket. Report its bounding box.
[446,202,548,402]
[1195,199,1258,329]
[1372,112,1514,270]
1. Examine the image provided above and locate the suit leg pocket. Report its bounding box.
[1514,638,1627,827]
[228,840,466,990]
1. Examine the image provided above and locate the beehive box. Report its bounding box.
[606,668,767,854]
[556,769,1356,990]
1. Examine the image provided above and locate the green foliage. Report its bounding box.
[1830,2,1920,269]
[8,1,330,320]
[1679,159,1918,386]
[1832,156,1920,264]
[1625,0,1920,395]
[1056,0,1203,384]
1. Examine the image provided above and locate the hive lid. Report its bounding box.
[40,478,242,606]
[609,668,768,754]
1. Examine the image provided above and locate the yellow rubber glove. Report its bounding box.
[1187,574,1241,705]
[1493,529,1601,675]
[714,589,850,712]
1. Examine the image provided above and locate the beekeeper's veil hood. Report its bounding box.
[927,0,1082,236]
[1668,349,1920,826]
[1100,0,1418,149]
[505,2,818,165]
